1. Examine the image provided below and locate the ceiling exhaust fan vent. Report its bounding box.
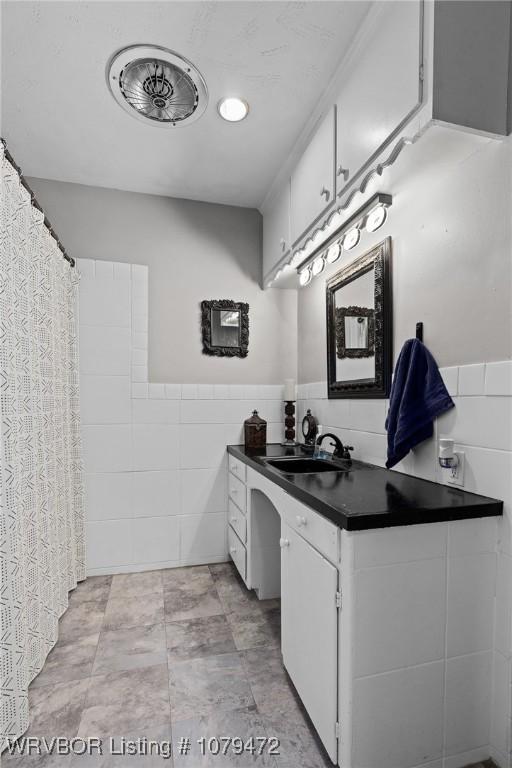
[107,45,208,127]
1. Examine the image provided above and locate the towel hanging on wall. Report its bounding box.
[385,338,455,468]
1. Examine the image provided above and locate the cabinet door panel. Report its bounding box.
[262,179,291,281]
[291,107,335,245]
[336,0,422,196]
[281,522,338,760]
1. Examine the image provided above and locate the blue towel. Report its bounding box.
[385,339,455,469]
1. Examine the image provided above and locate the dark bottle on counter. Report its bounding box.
[244,410,267,450]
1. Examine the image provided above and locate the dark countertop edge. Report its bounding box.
[227,444,504,531]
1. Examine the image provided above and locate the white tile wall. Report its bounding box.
[444,652,492,757]
[353,558,446,677]
[298,365,511,768]
[348,518,498,768]
[352,661,445,768]
[78,258,284,576]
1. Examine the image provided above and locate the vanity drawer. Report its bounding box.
[280,493,339,564]
[228,473,246,513]
[229,498,247,543]
[229,454,246,483]
[228,525,246,581]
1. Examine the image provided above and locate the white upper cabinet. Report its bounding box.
[336,0,422,198]
[262,178,290,283]
[290,107,336,246]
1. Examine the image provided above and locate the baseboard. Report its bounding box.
[86,554,229,577]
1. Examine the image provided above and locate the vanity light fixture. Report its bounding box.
[299,266,312,287]
[365,204,388,233]
[326,242,342,264]
[218,97,249,122]
[294,192,392,287]
[343,227,360,251]
[312,255,325,277]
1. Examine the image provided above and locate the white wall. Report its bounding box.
[298,131,512,382]
[28,177,298,384]
[79,258,285,575]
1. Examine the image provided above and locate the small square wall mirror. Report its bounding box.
[201,299,249,357]
[326,238,392,398]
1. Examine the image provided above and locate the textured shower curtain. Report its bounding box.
[0,144,85,749]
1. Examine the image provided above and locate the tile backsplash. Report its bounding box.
[297,363,512,768]
[78,258,284,576]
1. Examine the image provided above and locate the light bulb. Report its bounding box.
[326,242,342,264]
[218,97,249,122]
[365,205,387,233]
[312,256,325,276]
[343,227,360,250]
[299,267,312,287]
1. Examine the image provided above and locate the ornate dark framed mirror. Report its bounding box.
[326,238,392,398]
[201,299,249,357]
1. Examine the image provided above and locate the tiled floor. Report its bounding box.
[4,563,332,767]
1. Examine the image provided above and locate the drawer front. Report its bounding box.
[228,472,246,513]
[280,493,339,565]
[229,454,246,484]
[228,525,246,581]
[228,498,247,543]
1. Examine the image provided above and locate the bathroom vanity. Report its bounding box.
[226,444,503,768]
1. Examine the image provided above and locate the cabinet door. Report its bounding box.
[262,178,291,282]
[336,0,422,196]
[290,107,335,245]
[280,521,338,761]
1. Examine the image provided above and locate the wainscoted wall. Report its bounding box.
[297,364,512,768]
[78,258,284,575]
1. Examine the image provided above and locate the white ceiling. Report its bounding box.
[1,1,371,207]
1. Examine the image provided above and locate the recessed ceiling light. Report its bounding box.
[218,97,249,122]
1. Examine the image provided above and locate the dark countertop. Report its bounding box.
[227,443,503,531]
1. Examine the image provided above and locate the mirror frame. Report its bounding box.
[201,299,249,358]
[326,237,392,399]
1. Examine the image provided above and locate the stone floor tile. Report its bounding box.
[103,594,164,631]
[78,665,170,737]
[68,576,112,606]
[31,633,99,688]
[164,583,223,622]
[169,652,254,721]
[161,565,212,591]
[166,615,236,662]
[227,607,281,651]
[26,678,90,739]
[261,711,332,768]
[58,601,105,642]
[172,707,275,766]
[92,623,166,675]
[109,571,163,599]
[241,648,304,721]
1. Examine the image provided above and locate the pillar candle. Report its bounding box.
[283,379,296,401]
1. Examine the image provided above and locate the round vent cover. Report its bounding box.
[107,45,208,127]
